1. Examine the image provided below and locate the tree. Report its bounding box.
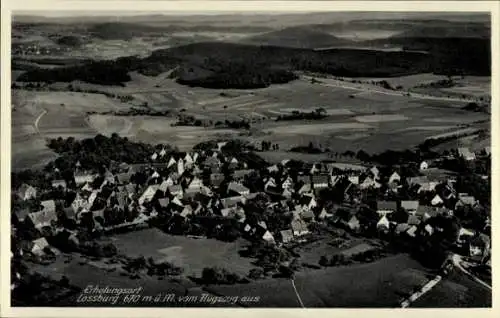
[319,255,329,267]
[248,268,264,280]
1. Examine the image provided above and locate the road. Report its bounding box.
[400,275,442,308]
[301,75,472,103]
[452,254,492,291]
[290,278,305,308]
[33,109,47,134]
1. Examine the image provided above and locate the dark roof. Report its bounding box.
[312,174,329,184]
[377,201,397,211]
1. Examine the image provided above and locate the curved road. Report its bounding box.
[452,254,492,291]
[33,109,47,134]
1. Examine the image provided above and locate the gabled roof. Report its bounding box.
[168,184,183,193]
[17,183,36,198]
[280,229,294,242]
[457,195,476,206]
[28,209,57,228]
[395,223,411,234]
[416,205,439,218]
[227,182,250,194]
[232,169,254,179]
[407,176,429,185]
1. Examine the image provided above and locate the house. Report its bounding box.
[312,174,329,189]
[417,182,439,193]
[388,172,401,184]
[227,182,250,196]
[210,173,225,188]
[184,153,194,167]
[406,225,418,238]
[115,172,132,185]
[159,178,174,193]
[401,200,419,214]
[220,196,245,209]
[281,176,294,190]
[416,205,439,221]
[458,147,476,161]
[407,215,421,226]
[167,157,177,168]
[204,156,221,169]
[267,164,279,173]
[177,160,185,176]
[469,234,490,262]
[232,169,254,182]
[300,196,317,211]
[17,183,37,200]
[30,237,50,257]
[228,157,239,169]
[14,208,30,225]
[138,185,159,205]
[376,215,390,232]
[407,176,429,187]
[424,224,434,236]
[330,175,342,187]
[291,218,309,237]
[52,179,67,189]
[395,223,411,235]
[262,230,275,244]
[376,201,397,215]
[317,208,333,220]
[298,183,312,195]
[280,229,294,243]
[188,176,204,190]
[419,161,429,170]
[359,176,381,189]
[180,205,193,218]
[346,215,360,232]
[167,185,183,199]
[159,148,167,157]
[457,227,475,244]
[71,193,87,214]
[301,209,315,222]
[431,194,444,206]
[455,195,477,209]
[348,175,359,185]
[370,166,380,180]
[27,204,57,229]
[74,173,96,186]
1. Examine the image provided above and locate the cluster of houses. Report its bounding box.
[12,141,491,268]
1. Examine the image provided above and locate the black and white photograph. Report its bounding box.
[3,1,495,311]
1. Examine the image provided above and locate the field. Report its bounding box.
[12,70,490,169]
[107,228,258,277]
[207,253,432,307]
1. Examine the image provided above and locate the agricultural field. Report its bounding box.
[11,69,490,168]
[207,253,432,307]
[108,228,258,277]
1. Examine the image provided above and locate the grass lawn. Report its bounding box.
[107,228,258,277]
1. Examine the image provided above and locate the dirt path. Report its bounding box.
[33,109,47,134]
[290,278,305,308]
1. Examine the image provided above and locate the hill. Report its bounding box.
[242,26,353,49]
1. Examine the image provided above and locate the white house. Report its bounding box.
[431,194,444,206]
[167,157,177,168]
[151,152,158,161]
[377,215,390,232]
[419,161,429,170]
[458,147,476,161]
[389,172,401,184]
[138,185,159,205]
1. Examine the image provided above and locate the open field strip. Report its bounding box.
[263,122,371,135]
[426,128,480,140]
[397,126,456,132]
[354,114,409,123]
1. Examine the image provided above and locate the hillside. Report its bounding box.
[242,26,353,49]
[16,38,490,88]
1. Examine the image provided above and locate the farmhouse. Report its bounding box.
[75,173,96,185]
[168,185,184,199]
[419,161,429,170]
[455,195,477,209]
[17,183,37,201]
[30,237,50,257]
[280,229,294,244]
[376,215,390,232]
[27,206,57,229]
[52,179,67,189]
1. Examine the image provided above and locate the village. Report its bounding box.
[10,135,491,302]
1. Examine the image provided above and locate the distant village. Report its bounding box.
[11,137,491,292]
